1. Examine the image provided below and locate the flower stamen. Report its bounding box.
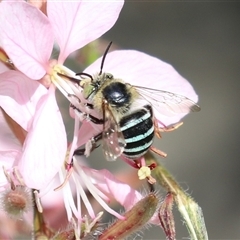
[13,167,25,186]
[54,166,73,191]
[34,190,43,213]
[3,166,15,190]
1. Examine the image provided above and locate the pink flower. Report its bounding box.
[0,102,150,232]
[0,0,142,230]
[56,156,154,232]
[0,71,66,189]
[0,1,124,81]
[0,1,124,189]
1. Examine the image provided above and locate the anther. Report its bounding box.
[34,190,43,213]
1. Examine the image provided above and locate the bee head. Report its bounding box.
[77,73,95,99]
[76,42,113,100]
[82,83,95,99]
[80,72,113,99]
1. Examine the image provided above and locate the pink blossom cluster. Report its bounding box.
[0,0,199,237]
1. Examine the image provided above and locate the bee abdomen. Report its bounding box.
[119,106,154,159]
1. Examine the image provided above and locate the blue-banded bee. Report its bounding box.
[64,42,200,162]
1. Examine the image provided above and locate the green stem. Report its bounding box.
[145,152,208,240]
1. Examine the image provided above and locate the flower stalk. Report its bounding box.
[33,194,54,240]
[159,192,176,240]
[145,152,208,240]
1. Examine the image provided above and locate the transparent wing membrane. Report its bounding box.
[135,86,200,116]
[102,102,126,161]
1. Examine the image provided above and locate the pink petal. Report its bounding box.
[40,177,64,208]
[76,121,102,148]
[0,109,20,188]
[0,62,9,74]
[84,168,142,210]
[0,71,47,131]
[47,1,124,63]
[0,152,16,190]
[0,2,54,79]
[84,50,199,126]
[0,108,21,152]
[0,109,21,190]
[18,85,67,189]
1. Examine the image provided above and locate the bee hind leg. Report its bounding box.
[154,119,183,138]
[74,132,102,157]
[150,146,167,158]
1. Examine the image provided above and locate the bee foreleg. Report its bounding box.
[70,103,88,122]
[68,93,83,109]
[84,103,94,109]
[86,115,104,125]
[70,103,104,124]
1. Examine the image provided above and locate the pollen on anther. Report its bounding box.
[138,166,151,180]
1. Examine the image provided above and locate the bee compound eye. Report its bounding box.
[106,73,113,79]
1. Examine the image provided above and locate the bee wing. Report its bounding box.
[102,101,126,161]
[134,85,201,116]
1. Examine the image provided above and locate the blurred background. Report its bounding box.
[61,1,240,239]
[98,2,240,239]
[1,1,239,239]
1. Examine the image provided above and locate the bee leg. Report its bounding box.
[68,93,81,106]
[154,119,163,138]
[84,103,94,109]
[68,94,94,111]
[150,146,167,158]
[70,103,88,122]
[70,102,104,124]
[67,94,104,124]
[74,133,103,157]
[68,93,80,101]
[86,115,104,125]
[161,121,183,132]
[154,120,183,138]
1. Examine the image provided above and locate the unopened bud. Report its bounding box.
[175,192,209,240]
[99,193,158,240]
[159,193,176,240]
[1,185,32,219]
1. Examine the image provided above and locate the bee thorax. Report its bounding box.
[102,82,132,107]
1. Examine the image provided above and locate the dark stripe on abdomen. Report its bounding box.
[119,106,154,159]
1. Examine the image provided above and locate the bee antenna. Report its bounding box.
[57,72,81,84]
[76,72,93,81]
[99,41,112,75]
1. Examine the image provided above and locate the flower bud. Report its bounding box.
[1,185,32,219]
[159,192,175,240]
[99,193,158,240]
